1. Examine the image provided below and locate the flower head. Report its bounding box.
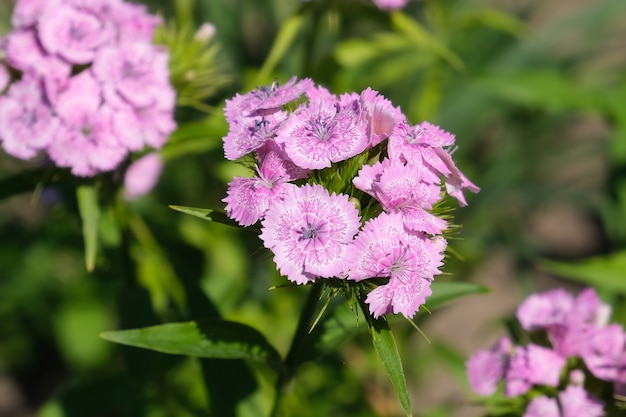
[276,97,369,169]
[348,213,446,318]
[353,158,447,234]
[259,184,361,284]
[466,337,512,396]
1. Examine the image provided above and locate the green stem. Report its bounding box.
[271,281,324,417]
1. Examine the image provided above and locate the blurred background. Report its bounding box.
[1,0,625,416]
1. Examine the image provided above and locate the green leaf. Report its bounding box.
[169,205,241,228]
[456,8,529,37]
[539,251,626,292]
[390,11,464,71]
[77,185,100,272]
[364,307,412,417]
[101,319,284,373]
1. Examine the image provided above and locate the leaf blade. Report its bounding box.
[100,319,284,373]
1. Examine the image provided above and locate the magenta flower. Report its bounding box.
[360,87,405,147]
[223,142,308,226]
[228,76,313,118]
[505,344,566,397]
[580,324,626,382]
[38,5,112,64]
[466,337,512,396]
[93,42,171,109]
[0,77,59,159]
[222,111,288,160]
[276,97,369,169]
[348,213,446,318]
[353,158,447,234]
[259,184,361,284]
[388,122,457,180]
[47,71,127,176]
[372,0,410,10]
[516,288,575,331]
[559,385,605,417]
[124,152,163,200]
[10,0,56,28]
[524,396,560,417]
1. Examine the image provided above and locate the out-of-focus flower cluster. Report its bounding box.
[467,288,626,417]
[221,76,478,319]
[0,0,176,179]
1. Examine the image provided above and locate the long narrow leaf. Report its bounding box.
[101,319,284,373]
[362,302,412,417]
[77,185,100,272]
[169,205,241,228]
[539,252,626,292]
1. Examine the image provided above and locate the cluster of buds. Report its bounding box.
[222,77,478,318]
[0,0,175,183]
[467,288,626,416]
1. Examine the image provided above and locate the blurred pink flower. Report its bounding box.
[124,153,163,200]
[372,0,410,10]
[38,5,112,64]
[0,77,59,159]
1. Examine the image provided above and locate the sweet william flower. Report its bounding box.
[0,77,59,159]
[38,5,113,64]
[47,71,127,176]
[93,42,171,109]
[353,158,447,234]
[276,97,369,170]
[348,212,446,318]
[373,0,410,11]
[259,184,361,285]
[466,337,512,396]
[223,111,287,161]
[228,76,313,118]
[223,141,308,226]
[505,343,566,397]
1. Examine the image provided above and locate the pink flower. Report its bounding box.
[10,0,58,28]
[348,213,446,318]
[93,42,171,109]
[222,111,288,160]
[276,97,369,169]
[372,0,410,10]
[580,324,626,382]
[505,344,566,397]
[38,5,113,64]
[124,153,163,200]
[223,142,307,226]
[0,77,59,159]
[259,184,361,284]
[353,158,447,234]
[229,76,313,118]
[47,71,127,176]
[524,396,560,417]
[466,337,512,396]
[558,385,605,417]
[517,288,575,331]
[359,87,405,147]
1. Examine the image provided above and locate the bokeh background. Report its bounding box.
[1,0,625,416]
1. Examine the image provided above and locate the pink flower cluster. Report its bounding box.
[222,77,478,318]
[467,288,626,416]
[0,0,175,178]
